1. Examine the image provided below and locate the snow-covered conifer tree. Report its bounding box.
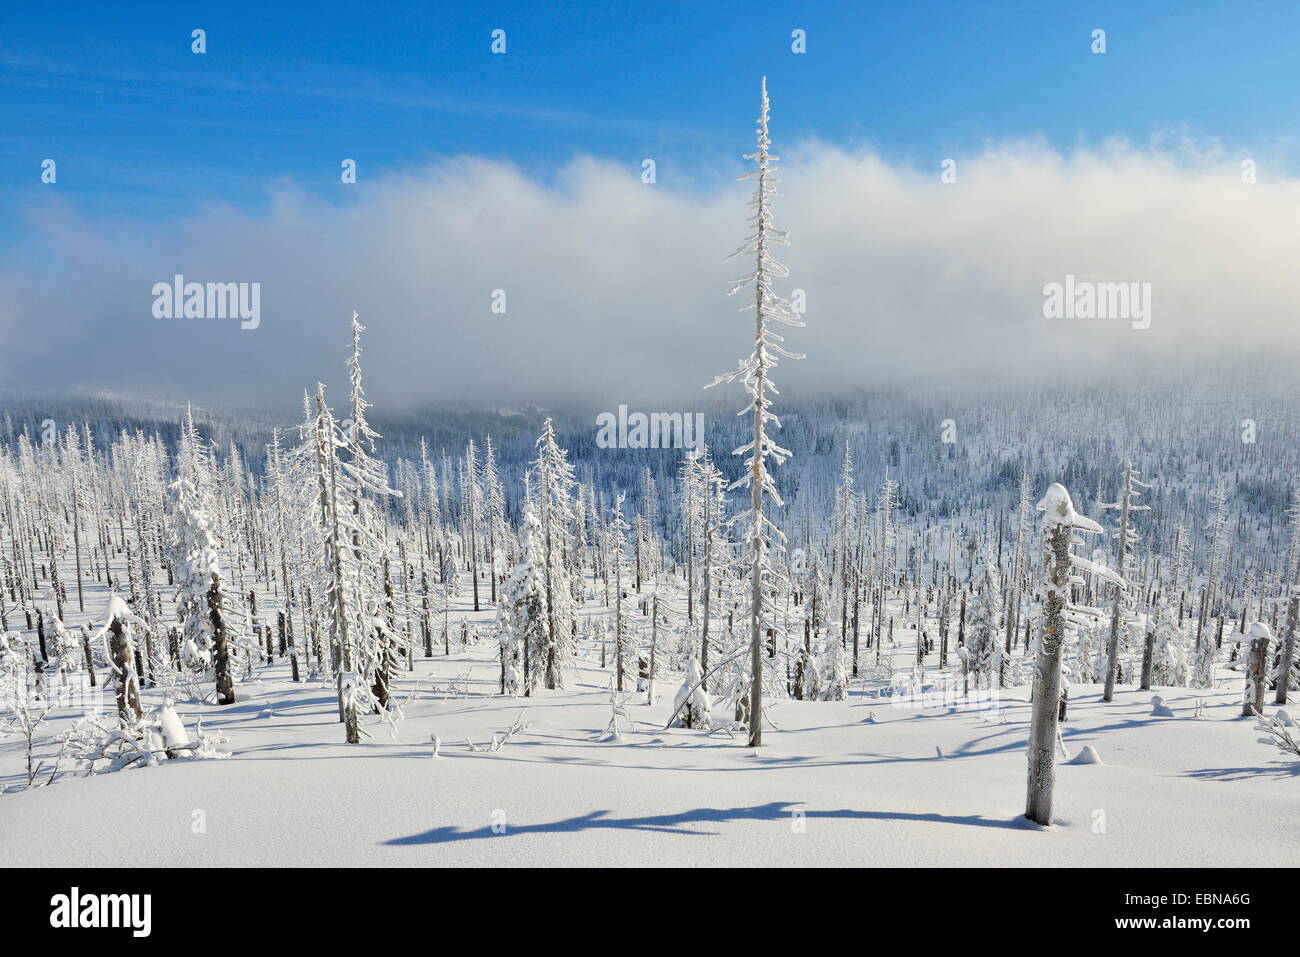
[820,627,849,701]
[337,315,405,725]
[1149,599,1188,687]
[608,491,635,691]
[834,444,855,648]
[496,504,547,695]
[965,542,1003,691]
[462,439,482,612]
[482,436,507,605]
[169,410,238,704]
[533,419,577,690]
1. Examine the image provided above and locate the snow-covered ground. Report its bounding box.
[3,582,1294,867]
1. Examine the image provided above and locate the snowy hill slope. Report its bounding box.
[3,641,1293,867]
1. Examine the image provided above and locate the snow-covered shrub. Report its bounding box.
[1075,618,1110,684]
[1150,601,1188,687]
[673,656,712,729]
[46,616,79,676]
[1190,633,1216,689]
[820,632,849,701]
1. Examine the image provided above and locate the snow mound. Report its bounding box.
[1274,709,1295,728]
[1150,695,1175,717]
[1069,744,1104,765]
[157,701,189,752]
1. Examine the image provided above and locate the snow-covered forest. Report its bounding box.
[5,275,1300,864]
[5,343,1299,862]
[4,60,1299,873]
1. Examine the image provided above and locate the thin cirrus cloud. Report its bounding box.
[2,137,1297,411]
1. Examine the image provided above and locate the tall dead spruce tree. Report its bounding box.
[708,77,804,747]
[1100,461,1148,702]
[1026,484,1122,826]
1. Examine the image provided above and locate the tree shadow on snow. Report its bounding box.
[1183,762,1300,782]
[382,801,1029,845]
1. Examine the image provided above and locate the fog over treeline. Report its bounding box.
[4,139,1299,407]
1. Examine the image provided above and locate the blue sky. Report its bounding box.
[3,1,1298,405]
[4,0,1298,238]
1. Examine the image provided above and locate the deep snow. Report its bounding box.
[3,624,1295,867]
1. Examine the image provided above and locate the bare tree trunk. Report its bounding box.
[80,626,96,687]
[1140,617,1156,690]
[648,590,659,704]
[469,495,480,612]
[615,558,624,692]
[209,573,235,705]
[421,569,433,657]
[282,611,299,682]
[1005,586,1016,656]
[108,617,142,725]
[73,484,85,612]
[1277,594,1297,706]
[1103,465,1135,701]
[701,520,712,676]
[1243,631,1269,717]
[1103,599,1122,702]
[686,478,695,629]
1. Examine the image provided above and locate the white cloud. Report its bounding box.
[3,139,1297,409]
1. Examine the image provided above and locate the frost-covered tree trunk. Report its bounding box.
[1242,622,1270,717]
[701,505,713,675]
[1027,512,1068,825]
[1277,593,1297,706]
[108,615,142,725]
[682,455,698,629]
[70,446,86,613]
[1205,481,1229,617]
[608,491,631,692]
[80,626,96,686]
[1140,617,1156,691]
[464,440,481,613]
[1102,463,1147,702]
[534,419,576,690]
[648,588,660,705]
[483,437,504,606]
[1026,484,1115,826]
[315,386,358,743]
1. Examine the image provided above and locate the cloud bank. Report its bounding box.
[4,139,1298,411]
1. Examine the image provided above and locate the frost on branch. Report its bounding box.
[1256,711,1300,760]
